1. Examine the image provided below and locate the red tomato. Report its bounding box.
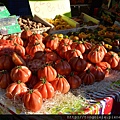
[34,78,54,99]
[13,43,25,57]
[69,56,87,73]
[38,65,57,82]
[10,66,32,83]
[79,69,95,85]
[46,37,59,50]
[65,49,83,61]
[67,72,82,89]
[7,34,24,46]
[96,61,111,75]
[27,59,45,73]
[12,52,26,66]
[0,70,12,89]
[6,80,28,99]
[26,42,45,57]
[56,44,71,58]
[23,89,43,112]
[28,33,43,44]
[26,74,39,89]
[71,41,85,54]
[104,51,119,68]
[50,74,70,94]
[0,54,14,70]
[90,66,105,82]
[21,29,32,41]
[54,59,71,76]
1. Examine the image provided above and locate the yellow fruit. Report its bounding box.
[104,44,112,50]
[54,18,60,22]
[55,25,62,30]
[61,21,68,25]
[57,34,64,41]
[66,25,72,29]
[73,36,79,41]
[53,21,61,26]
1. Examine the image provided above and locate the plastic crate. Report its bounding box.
[7,0,32,16]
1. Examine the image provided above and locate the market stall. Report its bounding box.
[0,0,120,118]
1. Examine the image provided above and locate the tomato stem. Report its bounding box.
[96,48,99,52]
[57,74,63,78]
[106,67,111,71]
[70,72,74,76]
[29,89,33,94]
[45,63,50,67]
[40,78,46,84]
[73,40,78,42]
[77,41,81,44]
[14,43,18,46]
[61,59,65,62]
[34,42,40,46]
[17,66,22,69]
[1,70,7,74]
[33,32,37,35]
[111,54,114,57]
[24,27,29,31]
[81,38,84,43]
[17,80,21,84]
[95,66,98,69]
[73,49,76,52]
[86,69,91,74]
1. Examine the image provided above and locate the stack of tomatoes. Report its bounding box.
[0,29,120,112]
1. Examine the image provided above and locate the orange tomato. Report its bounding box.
[0,70,12,89]
[34,78,54,99]
[10,66,32,83]
[50,74,70,94]
[23,89,43,112]
[6,80,28,99]
[38,65,57,82]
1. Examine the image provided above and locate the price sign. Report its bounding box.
[0,15,21,35]
[29,0,71,18]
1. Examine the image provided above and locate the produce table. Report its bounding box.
[0,70,120,119]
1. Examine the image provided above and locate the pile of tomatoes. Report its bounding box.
[0,28,120,112]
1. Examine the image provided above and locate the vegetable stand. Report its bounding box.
[0,1,120,118]
[0,21,120,118]
[0,19,120,117]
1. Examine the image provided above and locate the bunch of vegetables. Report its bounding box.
[46,15,73,30]
[67,24,120,53]
[0,25,120,113]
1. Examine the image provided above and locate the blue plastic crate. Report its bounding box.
[7,0,32,16]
